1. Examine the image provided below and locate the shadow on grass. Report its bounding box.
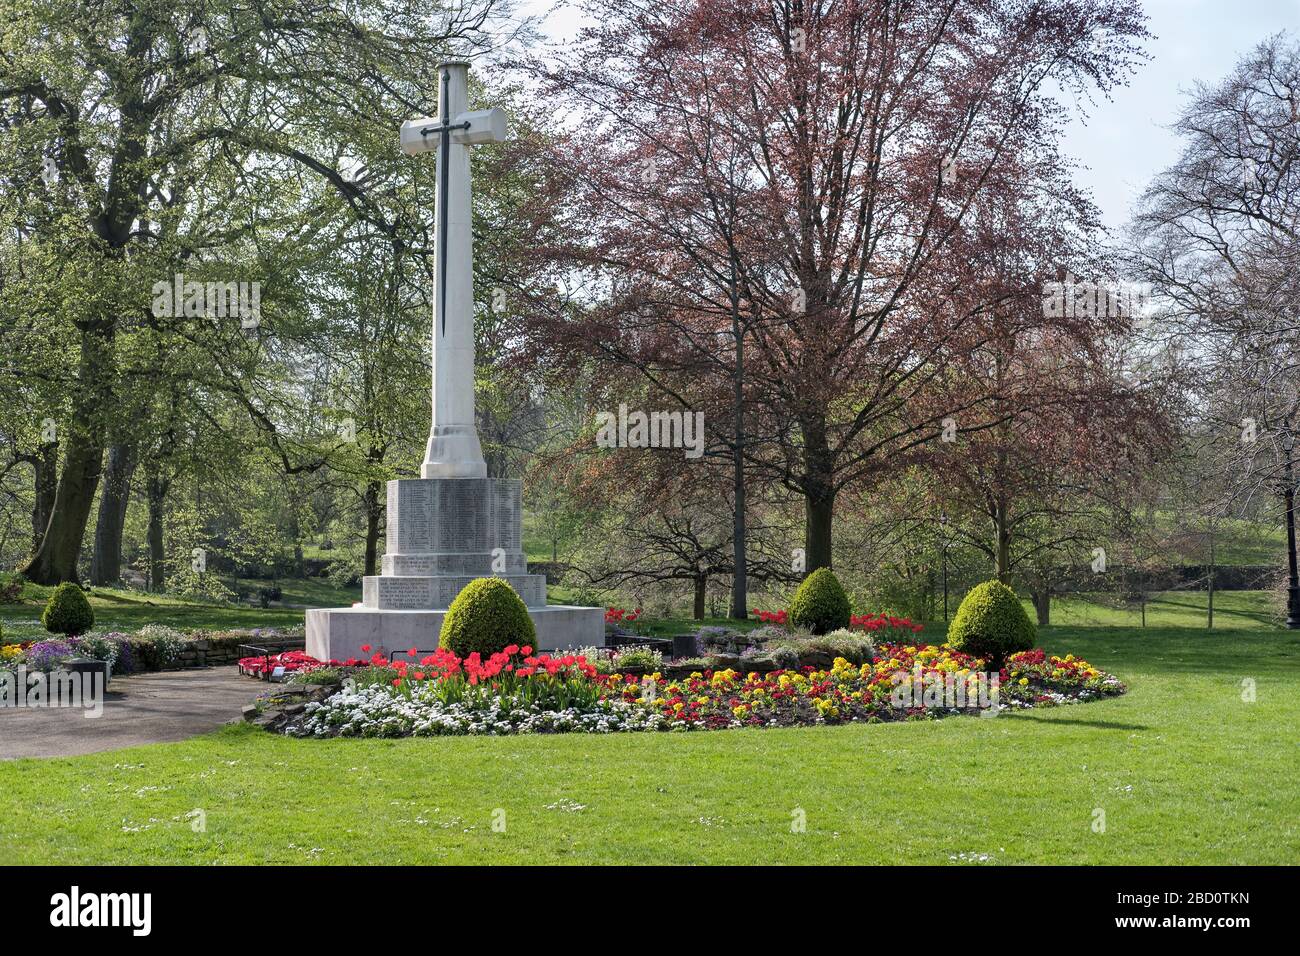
[1003,713,1150,732]
[1148,594,1278,627]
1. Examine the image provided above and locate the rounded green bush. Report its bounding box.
[439,578,536,658]
[947,579,1036,661]
[42,582,95,638]
[788,568,851,635]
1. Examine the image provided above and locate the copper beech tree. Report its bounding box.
[515,0,1151,595]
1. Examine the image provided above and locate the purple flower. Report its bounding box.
[26,639,75,671]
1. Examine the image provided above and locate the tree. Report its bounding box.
[0,0,512,583]
[522,0,1151,580]
[1130,32,1300,625]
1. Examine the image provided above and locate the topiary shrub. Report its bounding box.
[42,582,95,638]
[439,578,536,658]
[788,568,851,635]
[947,579,1036,662]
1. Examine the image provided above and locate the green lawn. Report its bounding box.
[1,625,1295,864]
[0,585,310,641]
[1034,590,1278,630]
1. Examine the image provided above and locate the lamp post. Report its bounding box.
[1284,432,1300,629]
[939,511,950,623]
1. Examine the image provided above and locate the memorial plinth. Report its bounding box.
[306,476,602,660]
[306,61,604,661]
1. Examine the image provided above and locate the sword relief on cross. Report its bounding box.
[399,62,508,337]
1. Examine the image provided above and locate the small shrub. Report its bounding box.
[286,666,348,687]
[133,624,190,669]
[768,644,800,670]
[611,645,663,671]
[788,568,851,634]
[71,633,120,668]
[695,626,746,654]
[439,578,535,658]
[41,582,95,637]
[947,579,1036,661]
[747,624,791,645]
[768,630,875,666]
[0,572,24,604]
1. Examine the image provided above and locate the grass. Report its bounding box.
[0,624,1295,864]
[0,585,308,641]
[1028,590,1279,630]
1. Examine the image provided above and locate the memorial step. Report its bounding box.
[382,551,529,576]
[362,573,548,610]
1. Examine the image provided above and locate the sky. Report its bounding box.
[518,0,1299,232]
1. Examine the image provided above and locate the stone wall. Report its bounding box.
[171,636,251,669]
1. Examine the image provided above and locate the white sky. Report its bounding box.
[517,0,1299,232]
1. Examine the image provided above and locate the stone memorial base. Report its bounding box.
[306,604,605,662]
[305,475,605,661]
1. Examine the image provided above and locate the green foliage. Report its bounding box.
[610,645,663,671]
[42,583,95,637]
[768,629,875,666]
[0,572,24,604]
[287,666,347,687]
[72,633,120,667]
[439,578,536,658]
[747,624,794,645]
[130,624,190,669]
[694,625,748,654]
[947,580,1036,660]
[788,568,851,634]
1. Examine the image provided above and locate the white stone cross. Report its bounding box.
[399,61,507,479]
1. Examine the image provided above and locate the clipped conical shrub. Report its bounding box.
[42,582,95,638]
[439,578,536,658]
[788,567,851,635]
[947,579,1035,661]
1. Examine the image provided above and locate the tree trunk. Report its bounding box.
[31,441,58,551]
[1032,586,1051,626]
[19,330,112,584]
[805,490,835,571]
[694,573,707,620]
[1206,523,1215,630]
[19,436,103,584]
[90,443,137,586]
[801,410,836,571]
[363,479,383,577]
[729,291,748,619]
[146,470,169,591]
[994,496,1012,581]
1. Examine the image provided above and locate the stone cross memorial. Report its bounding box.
[307,61,604,661]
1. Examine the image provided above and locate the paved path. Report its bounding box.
[0,667,257,760]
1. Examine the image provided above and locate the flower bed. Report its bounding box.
[281,641,1126,738]
[1,625,305,675]
[850,613,924,634]
[238,649,356,678]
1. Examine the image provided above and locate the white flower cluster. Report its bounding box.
[289,683,672,738]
